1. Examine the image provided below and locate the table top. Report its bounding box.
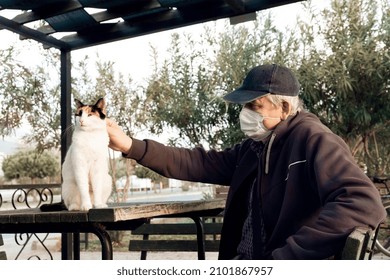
[0,199,226,225]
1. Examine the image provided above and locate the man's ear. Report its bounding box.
[281,101,291,120]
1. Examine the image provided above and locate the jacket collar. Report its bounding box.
[263,111,306,174]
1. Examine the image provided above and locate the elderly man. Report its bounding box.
[107,64,385,259]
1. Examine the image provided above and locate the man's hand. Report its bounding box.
[106,118,133,154]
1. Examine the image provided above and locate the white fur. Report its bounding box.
[62,110,112,211]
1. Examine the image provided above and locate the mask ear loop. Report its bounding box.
[263,116,281,120]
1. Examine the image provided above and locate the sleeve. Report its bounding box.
[123,138,239,186]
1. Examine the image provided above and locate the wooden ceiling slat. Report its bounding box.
[11,0,82,25]
[158,0,209,8]
[79,0,157,10]
[45,8,97,32]
[0,0,66,10]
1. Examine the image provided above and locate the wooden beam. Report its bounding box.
[60,50,72,163]
[224,0,245,13]
[230,12,256,25]
[0,15,70,50]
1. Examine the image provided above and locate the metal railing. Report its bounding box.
[0,184,61,260]
[0,184,61,210]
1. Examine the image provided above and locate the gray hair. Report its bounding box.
[265,94,303,116]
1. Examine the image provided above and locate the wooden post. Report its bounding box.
[60,49,73,260]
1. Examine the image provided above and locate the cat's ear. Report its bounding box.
[75,99,84,109]
[95,98,106,110]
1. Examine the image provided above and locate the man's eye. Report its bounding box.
[246,103,261,110]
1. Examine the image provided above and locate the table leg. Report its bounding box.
[73,232,80,260]
[90,224,113,260]
[191,217,205,260]
[61,233,73,260]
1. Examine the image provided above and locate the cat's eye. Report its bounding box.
[88,114,93,117]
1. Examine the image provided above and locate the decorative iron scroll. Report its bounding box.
[11,187,53,209]
[14,233,54,260]
[0,184,61,260]
[0,184,61,210]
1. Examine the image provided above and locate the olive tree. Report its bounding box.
[143,14,297,149]
[297,0,390,175]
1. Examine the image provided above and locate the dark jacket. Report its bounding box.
[124,111,386,259]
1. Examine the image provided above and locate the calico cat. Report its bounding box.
[53,98,112,211]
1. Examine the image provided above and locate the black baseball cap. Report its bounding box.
[223,64,300,104]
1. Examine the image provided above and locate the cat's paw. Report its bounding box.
[79,203,93,211]
[67,203,81,211]
[94,203,108,208]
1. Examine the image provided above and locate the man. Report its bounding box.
[107,64,385,259]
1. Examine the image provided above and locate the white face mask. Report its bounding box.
[239,107,280,141]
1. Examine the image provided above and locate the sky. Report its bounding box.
[0,0,331,159]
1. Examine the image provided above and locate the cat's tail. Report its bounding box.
[40,201,68,212]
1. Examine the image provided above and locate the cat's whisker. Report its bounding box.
[61,124,75,139]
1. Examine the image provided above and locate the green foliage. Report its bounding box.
[72,56,145,137]
[144,32,226,148]
[143,16,299,149]
[0,47,37,136]
[2,150,59,182]
[22,49,62,151]
[297,0,390,175]
[134,165,168,185]
[0,45,62,151]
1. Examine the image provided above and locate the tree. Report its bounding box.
[21,49,62,151]
[0,46,36,136]
[297,0,390,175]
[2,150,59,183]
[0,43,62,151]
[143,32,221,148]
[134,165,168,189]
[143,15,296,149]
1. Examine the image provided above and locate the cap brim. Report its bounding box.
[223,89,268,104]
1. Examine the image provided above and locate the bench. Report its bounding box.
[215,186,229,199]
[0,234,7,260]
[339,226,378,260]
[129,215,223,260]
[130,222,377,260]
